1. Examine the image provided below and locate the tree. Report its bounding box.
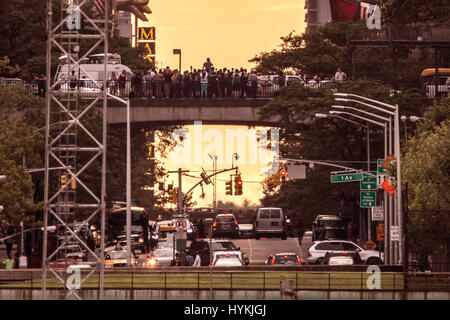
[380,0,450,24]
[256,80,427,227]
[402,98,450,255]
[0,120,44,226]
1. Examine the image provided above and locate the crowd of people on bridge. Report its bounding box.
[109,58,262,99]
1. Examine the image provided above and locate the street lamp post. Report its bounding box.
[173,49,181,72]
[208,154,218,209]
[334,93,403,266]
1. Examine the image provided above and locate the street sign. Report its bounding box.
[331,173,363,183]
[376,223,384,241]
[360,171,377,190]
[377,174,388,189]
[360,191,376,208]
[377,159,387,174]
[390,226,400,241]
[175,219,187,230]
[371,206,384,221]
[287,164,306,179]
[364,239,377,250]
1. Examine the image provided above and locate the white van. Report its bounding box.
[54,53,132,93]
[254,207,287,240]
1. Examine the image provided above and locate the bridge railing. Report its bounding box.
[0,268,416,291]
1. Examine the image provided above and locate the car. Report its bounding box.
[307,240,383,265]
[265,253,302,266]
[238,223,254,238]
[254,207,287,240]
[212,214,239,238]
[147,245,175,267]
[303,230,313,239]
[104,250,137,268]
[116,231,149,253]
[312,215,346,241]
[322,251,363,265]
[187,239,249,266]
[212,256,245,267]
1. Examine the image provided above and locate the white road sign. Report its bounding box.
[390,226,400,241]
[371,206,384,221]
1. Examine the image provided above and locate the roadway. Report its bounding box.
[135,234,313,266]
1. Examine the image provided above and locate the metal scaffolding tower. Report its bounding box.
[43,0,110,300]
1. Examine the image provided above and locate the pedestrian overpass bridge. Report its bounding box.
[107,98,283,127]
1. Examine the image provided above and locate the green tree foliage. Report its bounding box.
[250,21,444,88]
[402,98,450,254]
[0,120,44,225]
[380,0,450,24]
[256,81,427,226]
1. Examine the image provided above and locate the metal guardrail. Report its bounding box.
[347,24,450,47]
[1,268,439,292]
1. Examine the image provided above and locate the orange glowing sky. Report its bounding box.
[138,0,306,71]
[140,1,306,207]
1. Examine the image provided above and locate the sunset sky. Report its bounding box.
[138,0,306,71]
[141,1,307,207]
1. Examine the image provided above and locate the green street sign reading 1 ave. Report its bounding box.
[330,173,363,183]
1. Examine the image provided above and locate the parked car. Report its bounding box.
[254,207,287,240]
[212,214,239,238]
[187,239,249,266]
[265,253,302,266]
[307,240,383,265]
[322,251,363,265]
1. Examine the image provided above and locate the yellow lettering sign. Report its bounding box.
[139,27,155,41]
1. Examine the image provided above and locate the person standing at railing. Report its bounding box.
[173,70,182,99]
[109,71,117,95]
[225,70,233,97]
[209,71,219,98]
[334,67,347,82]
[240,69,248,98]
[192,70,201,98]
[163,67,172,99]
[154,70,163,99]
[36,74,47,97]
[218,69,226,98]
[183,71,192,99]
[232,69,240,97]
[200,69,208,98]
[144,69,155,98]
[118,69,127,97]
[248,70,258,99]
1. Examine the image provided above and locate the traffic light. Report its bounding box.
[280,168,287,184]
[225,177,233,195]
[169,187,178,204]
[61,174,67,189]
[234,175,243,195]
[71,177,76,190]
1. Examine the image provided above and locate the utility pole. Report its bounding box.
[169,168,189,264]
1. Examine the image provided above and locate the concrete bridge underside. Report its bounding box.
[107,98,280,127]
